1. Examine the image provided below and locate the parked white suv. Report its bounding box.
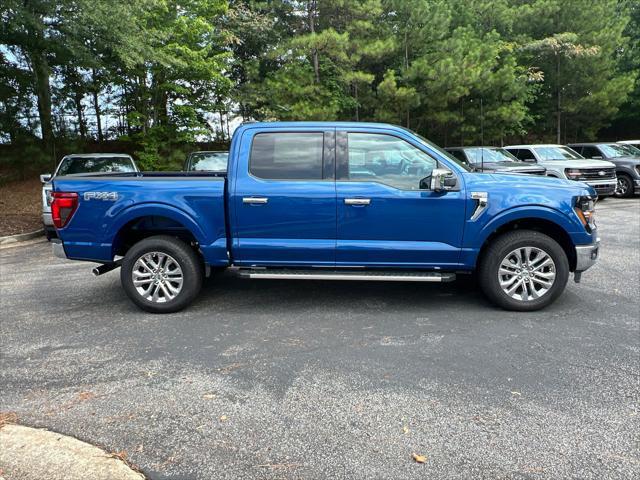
[504,144,617,197]
[41,153,138,239]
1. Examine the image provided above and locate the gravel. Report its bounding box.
[1,197,638,479]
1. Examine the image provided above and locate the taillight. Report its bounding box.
[51,192,79,229]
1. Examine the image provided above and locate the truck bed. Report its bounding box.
[52,173,229,265]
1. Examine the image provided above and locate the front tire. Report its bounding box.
[478,230,569,311]
[121,235,203,313]
[615,173,633,198]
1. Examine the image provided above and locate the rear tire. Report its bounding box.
[478,230,569,311]
[121,235,203,313]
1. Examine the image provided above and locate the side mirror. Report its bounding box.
[592,155,603,159]
[523,158,536,163]
[40,173,52,183]
[429,168,457,192]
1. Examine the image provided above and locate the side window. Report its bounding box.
[581,146,600,158]
[448,150,468,164]
[346,133,437,190]
[513,149,535,162]
[250,132,324,180]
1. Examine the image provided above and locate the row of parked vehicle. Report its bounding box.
[445,141,640,199]
[39,139,639,240]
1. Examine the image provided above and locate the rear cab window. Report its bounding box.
[250,132,325,180]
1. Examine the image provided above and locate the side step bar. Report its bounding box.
[240,269,456,283]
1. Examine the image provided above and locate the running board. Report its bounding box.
[240,269,456,283]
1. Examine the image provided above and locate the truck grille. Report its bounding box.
[577,168,616,181]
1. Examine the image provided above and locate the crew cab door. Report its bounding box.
[335,129,466,268]
[231,128,336,266]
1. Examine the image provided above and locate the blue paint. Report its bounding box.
[53,122,597,271]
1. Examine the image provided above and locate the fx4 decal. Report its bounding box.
[84,191,118,201]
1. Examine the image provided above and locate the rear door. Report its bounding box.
[335,129,466,268]
[231,128,336,266]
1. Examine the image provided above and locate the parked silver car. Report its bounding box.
[504,144,617,197]
[41,153,138,239]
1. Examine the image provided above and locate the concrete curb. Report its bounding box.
[0,424,145,480]
[0,229,44,245]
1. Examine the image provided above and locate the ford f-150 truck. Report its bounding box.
[50,122,600,313]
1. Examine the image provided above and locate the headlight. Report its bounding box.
[565,168,582,180]
[45,188,54,206]
[574,195,596,232]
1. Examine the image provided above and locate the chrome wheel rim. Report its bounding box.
[132,252,183,303]
[498,247,556,302]
[616,177,629,196]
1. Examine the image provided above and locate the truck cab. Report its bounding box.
[50,123,600,313]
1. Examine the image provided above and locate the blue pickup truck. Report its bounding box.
[50,122,600,313]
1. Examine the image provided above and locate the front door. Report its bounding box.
[335,130,466,268]
[232,129,336,266]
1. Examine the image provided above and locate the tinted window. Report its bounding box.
[250,133,324,180]
[57,157,136,176]
[579,146,601,158]
[447,150,468,163]
[509,149,535,161]
[347,133,437,190]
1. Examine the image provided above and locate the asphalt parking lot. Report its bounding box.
[1,198,638,480]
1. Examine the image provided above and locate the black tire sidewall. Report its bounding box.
[479,231,569,311]
[121,235,202,313]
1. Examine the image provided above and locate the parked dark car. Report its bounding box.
[569,143,640,198]
[183,151,228,173]
[445,147,546,175]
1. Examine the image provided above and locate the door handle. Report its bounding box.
[344,198,371,206]
[243,197,269,205]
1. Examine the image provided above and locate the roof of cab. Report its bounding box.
[236,121,401,131]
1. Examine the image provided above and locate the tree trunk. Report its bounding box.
[92,69,104,141]
[74,88,86,139]
[556,55,561,144]
[308,1,320,83]
[30,50,54,147]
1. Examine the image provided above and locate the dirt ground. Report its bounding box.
[0,177,43,236]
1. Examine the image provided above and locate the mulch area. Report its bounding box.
[0,177,43,237]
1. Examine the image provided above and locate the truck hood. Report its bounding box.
[605,156,640,166]
[463,171,594,196]
[540,159,616,169]
[474,161,545,173]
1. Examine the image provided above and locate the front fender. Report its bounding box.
[474,205,583,247]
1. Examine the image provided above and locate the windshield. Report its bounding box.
[187,152,228,171]
[464,148,519,164]
[402,128,472,172]
[534,146,583,161]
[56,156,136,176]
[601,143,639,158]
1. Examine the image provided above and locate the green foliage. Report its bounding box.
[0,0,637,169]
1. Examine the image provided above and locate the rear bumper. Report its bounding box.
[51,239,68,259]
[575,237,600,272]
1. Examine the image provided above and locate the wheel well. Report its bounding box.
[478,218,577,271]
[113,216,198,257]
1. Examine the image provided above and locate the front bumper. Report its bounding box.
[575,237,600,273]
[634,179,640,195]
[584,179,616,197]
[51,239,68,259]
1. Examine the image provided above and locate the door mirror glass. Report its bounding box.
[40,173,52,183]
[429,168,456,192]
